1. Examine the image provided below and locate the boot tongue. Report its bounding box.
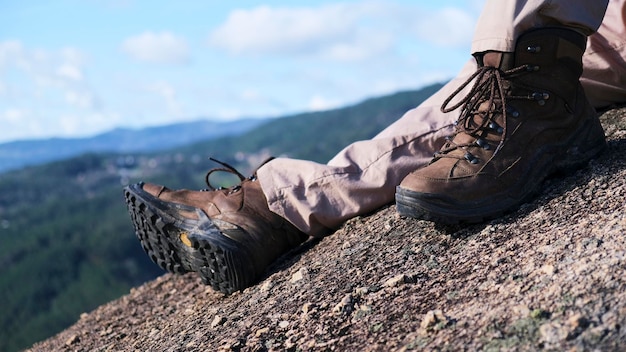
[482,51,514,71]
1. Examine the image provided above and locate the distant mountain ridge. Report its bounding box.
[0,118,267,173]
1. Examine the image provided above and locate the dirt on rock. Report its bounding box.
[30,108,626,351]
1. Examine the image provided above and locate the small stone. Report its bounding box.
[384,274,406,287]
[302,302,313,314]
[356,304,372,313]
[291,267,310,283]
[99,327,113,336]
[420,310,449,330]
[354,286,369,296]
[65,334,80,345]
[540,322,568,343]
[512,304,530,317]
[541,264,557,275]
[279,320,290,329]
[255,327,270,337]
[149,328,160,337]
[260,279,275,293]
[211,315,226,328]
[568,314,590,329]
[332,294,354,314]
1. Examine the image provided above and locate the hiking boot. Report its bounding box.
[123,158,308,294]
[396,27,606,224]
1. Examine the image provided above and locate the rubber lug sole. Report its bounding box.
[123,183,253,294]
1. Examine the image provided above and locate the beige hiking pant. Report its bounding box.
[258,0,626,237]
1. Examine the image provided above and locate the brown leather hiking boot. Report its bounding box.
[123,158,308,294]
[396,27,607,224]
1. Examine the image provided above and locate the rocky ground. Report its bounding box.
[30,108,626,351]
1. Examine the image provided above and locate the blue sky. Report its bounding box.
[0,0,484,143]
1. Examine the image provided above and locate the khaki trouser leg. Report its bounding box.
[471,0,609,53]
[258,62,474,236]
[581,0,626,108]
[258,0,626,237]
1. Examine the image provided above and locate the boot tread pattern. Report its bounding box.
[124,184,249,294]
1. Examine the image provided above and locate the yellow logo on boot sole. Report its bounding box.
[179,232,192,247]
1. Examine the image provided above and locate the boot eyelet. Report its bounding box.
[488,122,504,134]
[532,92,550,105]
[228,185,242,194]
[506,106,520,118]
[464,152,480,164]
[527,46,541,53]
[526,65,540,72]
[476,138,491,150]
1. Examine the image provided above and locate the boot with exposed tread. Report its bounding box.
[123,159,308,294]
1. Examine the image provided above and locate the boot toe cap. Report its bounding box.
[141,182,169,198]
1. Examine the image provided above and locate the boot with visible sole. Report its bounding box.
[396,27,606,224]
[123,158,308,294]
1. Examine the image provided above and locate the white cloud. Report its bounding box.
[0,108,125,142]
[65,90,94,108]
[56,64,83,81]
[0,41,23,69]
[0,40,108,141]
[0,40,89,92]
[241,88,262,102]
[208,3,395,61]
[208,2,479,61]
[214,107,244,121]
[0,108,27,123]
[59,47,86,67]
[0,108,36,141]
[308,95,340,111]
[122,31,190,64]
[58,111,122,137]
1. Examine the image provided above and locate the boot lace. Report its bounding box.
[437,63,545,163]
[203,157,274,193]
